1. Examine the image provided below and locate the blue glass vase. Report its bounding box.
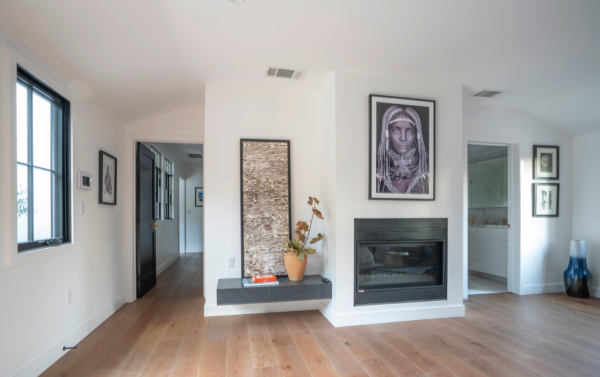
[563,240,593,299]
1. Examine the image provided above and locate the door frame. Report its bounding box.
[463,134,522,299]
[125,134,205,303]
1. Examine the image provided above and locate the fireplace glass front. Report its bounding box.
[357,242,444,292]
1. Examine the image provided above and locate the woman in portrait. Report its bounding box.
[376,106,429,194]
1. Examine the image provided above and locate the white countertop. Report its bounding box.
[468,224,509,229]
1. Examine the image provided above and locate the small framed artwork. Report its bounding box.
[99,151,117,205]
[532,183,559,217]
[533,145,559,180]
[369,95,435,200]
[195,187,203,207]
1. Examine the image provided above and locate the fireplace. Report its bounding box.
[355,218,447,306]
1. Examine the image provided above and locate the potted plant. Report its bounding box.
[283,197,325,281]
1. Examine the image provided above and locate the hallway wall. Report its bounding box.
[0,26,126,377]
[185,164,204,253]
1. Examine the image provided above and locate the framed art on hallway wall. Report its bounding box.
[99,151,117,205]
[533,145,559,180]
[369,95,435,200]
[532,183,559,217]
[195,187,203,207]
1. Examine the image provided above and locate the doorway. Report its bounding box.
[463,136,521,299]
[126,136,204,303]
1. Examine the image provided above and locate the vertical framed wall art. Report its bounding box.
[369,95,435,200]
[99,151,117,205]
[533,145,559,180]
[240,139,292,277]
[532,183,559,217]
[195,187,203,207]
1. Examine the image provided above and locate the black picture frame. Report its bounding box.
[532,183,559,217]
[99,151,117,205]
[195,187,203,207]
[369,94,436,200]
[240,139,292,278]
[533,145,559,180]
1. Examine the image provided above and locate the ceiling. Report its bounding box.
[154,143,203,165]
[1,0,599,135]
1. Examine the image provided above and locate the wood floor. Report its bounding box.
[41,254,600,377]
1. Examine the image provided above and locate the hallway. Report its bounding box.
[41,254,600,377]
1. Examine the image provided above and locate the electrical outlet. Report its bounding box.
[187,210,191,215]
[80,201,85,215]
[67,290,72,306]
[228,257,234,268]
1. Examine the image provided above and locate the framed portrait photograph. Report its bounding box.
[99,151,117,205]
[533,145,559,180]
[532,183,559,217]
[369,95,435,200]
[195,187,203,207]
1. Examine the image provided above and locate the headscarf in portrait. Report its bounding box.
[376,106,429,193]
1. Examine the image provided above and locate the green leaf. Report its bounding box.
[306,247,316,254]
[307,197,314,206]
[313,197,320,205]
[310,233,324,244]
[292,240,301,250]
[312,208,324,220]
[298,250,307,261]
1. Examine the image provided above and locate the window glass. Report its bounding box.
[33,168,52,240]
[16,83,28,164]
[17,164,28,243]
[33,92,52,169]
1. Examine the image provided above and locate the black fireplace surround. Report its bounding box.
[355,218,448,306]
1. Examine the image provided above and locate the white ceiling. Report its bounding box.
[1,0,599,135]
[154,142,203,165]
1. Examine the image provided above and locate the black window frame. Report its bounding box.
[17,66,71,253]
[154,165,162,220]
[165,172,173,220]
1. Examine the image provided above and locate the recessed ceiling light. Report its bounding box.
[229,0,246,3]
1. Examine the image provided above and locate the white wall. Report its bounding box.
[126,106,204,137]
[572,131,600,298]
[146,143,185,274]
[185,164,204,253]
[179,177,186,254]
[0,27,126,377]
[322,72,465,326]
[204,83,322,316]
[464,107,573,295]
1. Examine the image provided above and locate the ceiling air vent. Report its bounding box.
[470,90,511,99]
[265,67,307,80]
[188,153,203,159]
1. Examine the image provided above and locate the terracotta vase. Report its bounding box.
[284,252,307,281]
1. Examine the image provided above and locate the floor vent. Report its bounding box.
[470,90,511,99]
[265,67,307,80]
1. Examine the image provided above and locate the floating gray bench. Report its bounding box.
[216,275,332,305]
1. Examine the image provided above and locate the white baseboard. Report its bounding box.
[204,300,325,317]
[13,293,126,377]
[319,304,465,328]
[185,247,202,253]
[156,254,180,276]
[521,283,564,295]
[591,286,600,298]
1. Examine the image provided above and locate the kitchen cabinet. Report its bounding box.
[468,227,508,278]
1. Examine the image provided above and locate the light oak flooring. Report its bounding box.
[41,253,600,377]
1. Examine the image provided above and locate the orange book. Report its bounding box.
[252,275,277,283]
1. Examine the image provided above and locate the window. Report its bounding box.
[16,67,71,252]
[150,146,162,220]
[165,159,174,219]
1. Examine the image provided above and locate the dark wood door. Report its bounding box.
[136,143,157,298]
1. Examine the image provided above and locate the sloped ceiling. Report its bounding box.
[0,0,598,135]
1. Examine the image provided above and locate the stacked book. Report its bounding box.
[243,274,279,287]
